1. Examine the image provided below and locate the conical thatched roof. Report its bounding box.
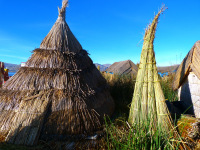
[128,7,173,132]
[0,0,114,145]
[40,0,82,53]
[105,60,138,75]
[173,41,200,90]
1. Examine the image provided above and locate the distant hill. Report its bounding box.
[94,63,111,72]
[157,65,179,73]
[4,63,20,72]
[105,60,138,75]
[3,61,178,74]
[102,64,111,68]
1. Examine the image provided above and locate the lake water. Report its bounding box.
[158,72,168,77]
[8,72,169,77]
[8,72,16,77]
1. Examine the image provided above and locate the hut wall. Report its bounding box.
[178,72,200,117]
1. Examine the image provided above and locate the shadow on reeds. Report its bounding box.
[0,112,107,150]
[103,73,192,149]
[172,50,195,116]
[0,73,189,150]
[160,73,178,102]
[166,78,195,122]
[106,73,180,120]
[179,82,194,115]
[104,74,136,119]
[104,115,185,150]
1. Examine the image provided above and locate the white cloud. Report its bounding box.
[0,49,12,53]
[0,54,28,60]
[0,33,13,41]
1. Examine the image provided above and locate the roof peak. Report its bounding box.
[40,0,82,53]
[195,40,200,44]
[57,0,68,21]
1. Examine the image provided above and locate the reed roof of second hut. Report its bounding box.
[173,41,200,90]
[105,60,138,75]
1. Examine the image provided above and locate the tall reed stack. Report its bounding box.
[128,6,173,133]
[0,0,114,145]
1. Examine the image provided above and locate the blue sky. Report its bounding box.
[0,0,200,66]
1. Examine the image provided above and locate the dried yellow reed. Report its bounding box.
[128,6,173,133]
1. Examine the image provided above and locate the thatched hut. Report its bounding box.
[173,41,200,118]
[105,60,138,75]
[0,0,114,145]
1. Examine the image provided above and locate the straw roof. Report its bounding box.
[40,1,82,53]
[173,41,200,90]
[0,0,114,145]
[128,6,173,132]
[105,60,138,75]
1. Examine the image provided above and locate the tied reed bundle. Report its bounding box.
[128,5,179,135]
[128,6,169,130]
[128,6,188,149]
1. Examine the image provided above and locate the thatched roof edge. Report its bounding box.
[26,49,91,70]
[173,40,200,90]
[33,48,88,55]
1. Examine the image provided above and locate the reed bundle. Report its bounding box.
[128,8,190,149]
[0,0,114,145]
[128,6,173,132]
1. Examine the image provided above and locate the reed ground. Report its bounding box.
[102,73,182,150]
[0,73,182,149]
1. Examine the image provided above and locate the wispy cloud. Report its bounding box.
[0,49,12,53]
[0,33,13,41]
[0,54,28,60]
[111,11,147,24]
[18,22,53,29]
[0,37,12,41]
[0,32,37,52]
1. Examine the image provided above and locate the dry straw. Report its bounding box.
[128,6,173,132]
[0,0,114,145]
[128,7,189,149]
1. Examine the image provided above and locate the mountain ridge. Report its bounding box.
[94,63,111,72]
[4,63,20,72]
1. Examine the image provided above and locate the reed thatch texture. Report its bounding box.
[173,41,200,90]
[128,6,173,132]
[105,60,138,75]
[0,72,2,88]
[40,1,82,53]
[0,0,114,145]
[0,62,5,88]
